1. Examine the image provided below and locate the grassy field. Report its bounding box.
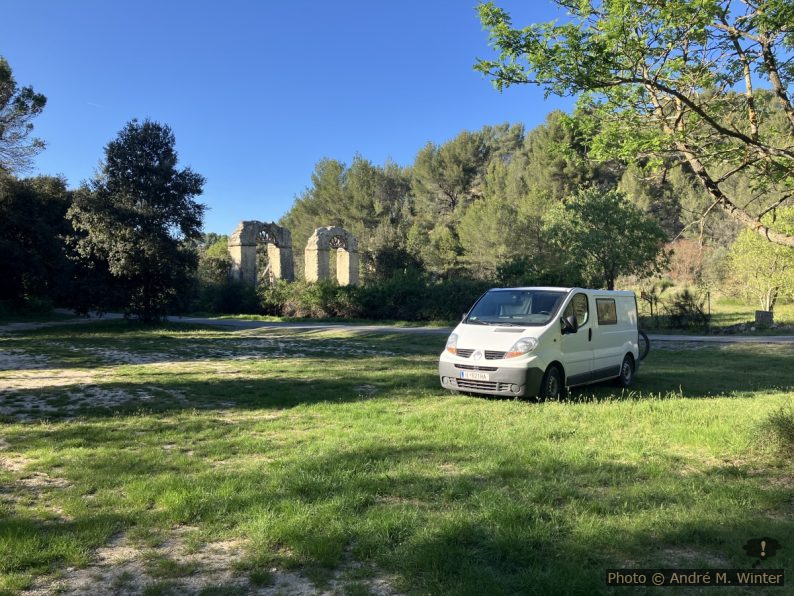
[204,314,455,328]
[0,321,792,595]
[639,294,794,334]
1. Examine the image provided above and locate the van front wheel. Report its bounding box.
[616,354,635,388]
[540,365,565,400]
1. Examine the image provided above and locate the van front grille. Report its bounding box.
[484,351,506,360]
[455,379,511,392]
[456,349,474,358]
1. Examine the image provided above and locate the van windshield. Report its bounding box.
[465,289,567,327]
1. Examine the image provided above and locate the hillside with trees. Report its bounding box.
[3,0,794,329]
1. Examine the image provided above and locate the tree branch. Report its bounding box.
[719,12,759,140]
[759,35,794,132]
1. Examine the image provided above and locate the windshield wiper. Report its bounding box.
[466,319,494,325]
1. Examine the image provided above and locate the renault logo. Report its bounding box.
[473,350,483,361]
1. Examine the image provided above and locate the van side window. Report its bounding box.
[563,293,589,326]
[596,299,617,325]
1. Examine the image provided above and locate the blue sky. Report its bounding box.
[2,0,573,234]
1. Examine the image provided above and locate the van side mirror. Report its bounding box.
[561,314,578,334]
[461,313,467,322]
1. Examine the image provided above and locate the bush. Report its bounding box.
[191,272,493,322]
[254,274,490,321]
[663,288,710,329]
[0,296,54,319]
[193,280,259,314]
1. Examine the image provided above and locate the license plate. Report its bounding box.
[460,370,489,381]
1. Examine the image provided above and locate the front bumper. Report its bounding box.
[438,360,544,397]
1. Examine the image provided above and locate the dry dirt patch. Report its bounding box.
[0,367,94,390]
[21,528,400,595]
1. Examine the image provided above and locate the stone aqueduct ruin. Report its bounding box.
[228,221,359,286]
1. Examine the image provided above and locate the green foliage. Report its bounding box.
[458,197,520,278]
[476,0,794,247]
[0,56,46,173]
[189,236,255,314]
[542,188,668,289]
[663,288,711,330]
[281,157,411,280]
[728,207,794,311]
[279,116,641,284]
[69,119,205,321]
[0,173,74,306]
[618,163,683,237]
[255,275,489,321]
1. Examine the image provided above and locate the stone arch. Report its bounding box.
[228,221,294,284]
[304,226,359,286]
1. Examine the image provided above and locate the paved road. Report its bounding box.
[4,312,794,344]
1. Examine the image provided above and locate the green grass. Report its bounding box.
[640,295,794,334]
[0,321,792,594]
[709,298,794,327]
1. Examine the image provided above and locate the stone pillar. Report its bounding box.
[305,247,330,282]
[268,244,295,282]
[228,223,258,285]
[336,249,359,286]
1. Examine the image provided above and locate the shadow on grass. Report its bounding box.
[0,367,440,422]
[0,512,127,578]
[2,321,446,369]
[3,438,790,594]
[4,346,794,424]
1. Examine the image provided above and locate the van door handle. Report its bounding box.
[588,328,592,341]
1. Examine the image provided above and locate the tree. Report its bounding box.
[281,156,411,280]
[476,0,794,247]
[0,173,73,305]
[728,207,794,311]
[543,188,668,290]
[69,119,205,321]
[0,56,47,173]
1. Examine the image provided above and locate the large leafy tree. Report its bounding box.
[69,119,205,321]
[281,156,412,280]
[0,56,47,173]
[0,174,73,304]
[728,207,794,311]
[476,0,794,247]
[543,188,668,289]
[407,124,523,275]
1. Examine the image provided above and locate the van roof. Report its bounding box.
[491,287,636,297]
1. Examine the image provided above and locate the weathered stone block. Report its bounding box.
[228,221,294,284]
[755,310,773,328]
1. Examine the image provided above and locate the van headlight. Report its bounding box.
[445,333,458,355]
[506,337,538,358]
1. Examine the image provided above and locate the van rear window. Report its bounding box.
[596,299,617,325]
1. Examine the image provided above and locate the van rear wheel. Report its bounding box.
[616,354,635,388]
[540,365,565,400]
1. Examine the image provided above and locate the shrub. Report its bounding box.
[663,288,710,329]
[194,280,259,314]
[254,274,491,321]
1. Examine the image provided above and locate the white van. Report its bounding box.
[438,287,640,399]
